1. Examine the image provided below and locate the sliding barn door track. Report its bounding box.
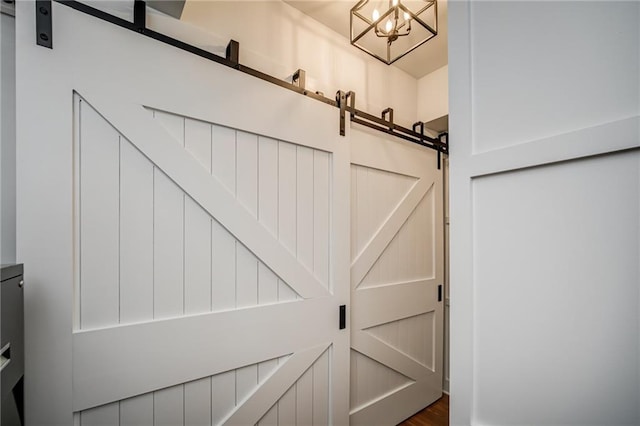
[36,0,448,160]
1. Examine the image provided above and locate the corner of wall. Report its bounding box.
[417,64,449,124]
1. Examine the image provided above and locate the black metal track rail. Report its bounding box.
[51,0,448,155]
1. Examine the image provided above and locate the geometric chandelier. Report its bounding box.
[350,0,438,65]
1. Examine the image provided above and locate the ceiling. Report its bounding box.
[283,0,448,79]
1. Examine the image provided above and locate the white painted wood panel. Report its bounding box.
[349,127,443,425]
[277,385,296,426]
[449,3,639,424]
[184,197,212,315]
[154,385,184,426]
[153,170,184,319]
[154,109,184,147]
[79,101,120,330]
[119,139,154,325]
[258,406,278,426]
[80,403,119,426]
[118,138,156,425]
[236,131,258,217]
[278,142,297,256]
[120,394,153,426]
[19,4,349,424]
[184,378,211,426]
[312,350,329,426]
[184,118,212,173]
[258,136,279,237]
[211,220,236,312]
[211,371,235,425]
[212,125,236,194]
[473,154,640,425]
[78,99,122,426]
[258,264,279,307]
[296,146,314,272]
[236,244,258,309]
[74,298,335,408]
[236,365,259,406]
[295,368,313,426]
[313,151,330,289]
[278,141,298,302]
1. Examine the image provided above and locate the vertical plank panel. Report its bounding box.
[278,141,297,253]
[355,166,369,259]
[236,365,258,405]
[398,312,410,363]
[296,146,314,271]
[278,141,297,301]
[350,350,358,411]
[236,131,258,216]
[398,208,410,283]
[258,136,279,237]
[184,378,211,426]
[80,404,119,426]
[258,354,278,409]
[296,368,313,426]
[154,110,184,146]
[278,385,296,426]
[184,197,211,315]
[211,220,236,311]
[350,166,358,263]
[120,140,154,325]
[258,405,278,426]
[369,169,383,246]
[153,170,184,319]
[236,244,258,308]
[408,196,419,281]
[258,265,278,307]
[119,140,154,424]
[312,350,329,426]
[425,189,436,278]
[184,118,212,173]
[120,394,153,426]
[313,151,330,289]
[212,125,236,194]
[80,103,119,330]
[212,371,236,425]
[154,386,184,426]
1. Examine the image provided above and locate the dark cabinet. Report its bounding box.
[1,264,23,426]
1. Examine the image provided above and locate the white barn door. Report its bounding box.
[17,3,349,425]
[349,127,444,425]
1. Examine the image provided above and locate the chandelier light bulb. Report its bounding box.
[392,0,398,6]
[404,11,410,21]
[372,8,380,21]
[385,19,393,33]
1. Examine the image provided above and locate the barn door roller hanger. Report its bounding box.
[38,0,448,162]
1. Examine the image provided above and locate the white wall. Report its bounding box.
[1,11,16,265]
[179,1,420,128]
[449,1,639,425]
[418,64,448,123]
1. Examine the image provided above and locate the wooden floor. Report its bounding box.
[398,394,449,426]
